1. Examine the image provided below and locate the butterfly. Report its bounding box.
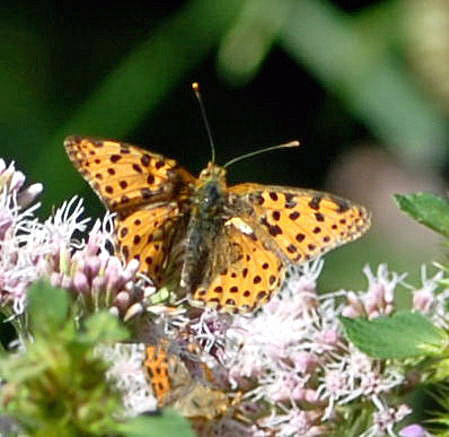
[144,344,230,420]
[65,136,371,313]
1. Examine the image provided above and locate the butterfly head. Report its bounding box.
[198,161,226,182]
[194,162,227,215]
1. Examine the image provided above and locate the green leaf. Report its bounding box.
[116,410,195,437]
[82,311,129,344]
[394,193,449,237]
[27,280,69,334]
[340,311,448,359]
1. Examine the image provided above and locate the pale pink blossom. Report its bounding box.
[342,264,406,319]
[362,403,412,437]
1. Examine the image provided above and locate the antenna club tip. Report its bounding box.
[284,140,301,148]
[192,82,200,92]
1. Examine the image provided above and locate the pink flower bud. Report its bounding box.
[84,256,101,279]
[73,271,89,294]
[399,424,428,437]
[413,289,434,313]
[17,183,43,208]
[9,170,25,192]
[114,291,130,311]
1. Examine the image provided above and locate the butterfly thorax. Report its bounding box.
[180,163,229,292]
[193,162,227,217]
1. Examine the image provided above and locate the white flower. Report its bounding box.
[260,408,326,437]
[342,264,407,319]
[411,264,448,328]
[318,347,404,419]
[362,403,412,437]
[99,342,157,416]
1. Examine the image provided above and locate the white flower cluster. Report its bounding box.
[160,261,448,436]
[0,157,154,320]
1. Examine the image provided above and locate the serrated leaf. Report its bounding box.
[394,193,449,237]
[340,311,448,359]
[116,410,195,437]
[27,281,69,334]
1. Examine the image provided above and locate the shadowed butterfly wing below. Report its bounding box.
[145,345,229,419]
[145,345,172,406]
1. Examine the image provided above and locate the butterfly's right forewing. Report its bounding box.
[230,183,371,264]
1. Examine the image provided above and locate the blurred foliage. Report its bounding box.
[1,0,449,289]
[0,281,194,437]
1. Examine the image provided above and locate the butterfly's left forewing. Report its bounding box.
[64,136,194,216]
[65,136,195,283]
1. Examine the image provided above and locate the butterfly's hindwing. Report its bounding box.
[190,217,285,313]
[116,204,187,284]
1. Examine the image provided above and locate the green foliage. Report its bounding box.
[27,280,70,335]
[395,193,449,238]
[0,282,193,437]
[425,384,449,436]
[116,411,195,437]
[217,0,290,85]
[329,404,374,437]
[340,311,448,359]
[278,0,448,168]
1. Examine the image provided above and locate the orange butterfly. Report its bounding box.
[65,135,370,313]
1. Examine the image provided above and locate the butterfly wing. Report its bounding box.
[116,204,186,282]
[145,345,172,407]
[191,184,370,313]
[191,217,286,313]
[65,136,195,283]
[229,183,371,263]
[64,136,195,216]
[145,345,229,419]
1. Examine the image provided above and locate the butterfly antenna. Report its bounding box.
[192,82,216,163]
[223,140,300,168]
